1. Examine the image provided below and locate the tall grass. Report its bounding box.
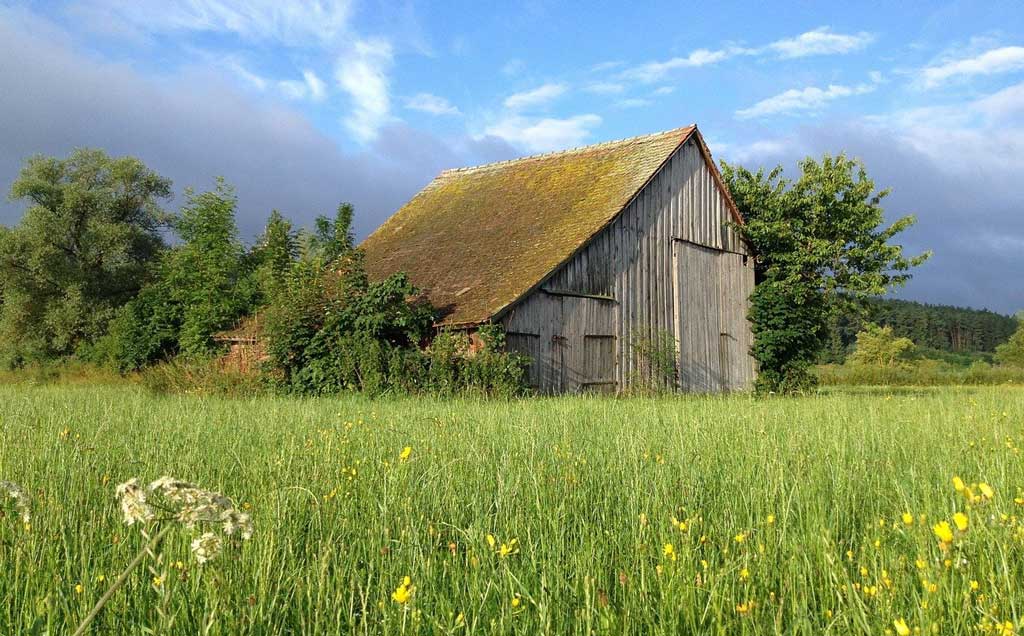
[2,384,1023,634]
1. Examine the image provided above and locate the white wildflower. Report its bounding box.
[190,532,223,564]
[222,509,254,540]
[115,478,154,526]
[1,480,31,524]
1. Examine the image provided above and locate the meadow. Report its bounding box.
[2,384,1024,635]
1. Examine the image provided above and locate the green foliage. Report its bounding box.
[824,297,1017,363]
[101,179,256,369]
[722,154,930,394]
[846,323,915,368]
[166,179,254,355]
[817,359,1024,386]
[0,149,171,366]
[995,321,1024,367]
[248,210,298,304]
[627,330,678,395]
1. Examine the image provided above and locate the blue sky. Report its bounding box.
[1,1,1023,313]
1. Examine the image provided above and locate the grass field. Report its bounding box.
[2,384,1024,635]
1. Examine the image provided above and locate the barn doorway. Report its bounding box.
[671,240,753,392]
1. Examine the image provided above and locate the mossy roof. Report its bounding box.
[361,125,727,326]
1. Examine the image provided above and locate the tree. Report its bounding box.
[0,149,172,365]
[722,154,930,393]
[248,210,298,304]
[995,322,1024,367]
[847,323,915,367]
[164,179,251,355]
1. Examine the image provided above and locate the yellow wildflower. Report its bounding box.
[498,539,519,558]
[486,534,496,549]
[74,583,83,594]
[894,618,912,636]
[511,595,521,609]
[392,576,414,604]
[933,521,954,544]
[399,446,412,462]
[902,512,914,526]
[663,543,676,561]
[766,514,775,525]
[739,567,750,582]
[953,512,969,532]
[970,580,980,591]
[953,476,966,492]
[734,532,747,544]
[735,600,754,615]
[979,483,995,500]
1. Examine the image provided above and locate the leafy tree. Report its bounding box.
[722,154,930,393]
[164,179,252,355]
[995,322,1024,367]
[248,210,298,304]
[0,149,171,365]
[847,323,915,367]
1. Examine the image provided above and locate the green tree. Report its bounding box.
[164,178,251,355]
[248,210,298,304]
[847,323,915,367]
[0,149,172,365]
[722,154,930,393]
[995,322,1024,367]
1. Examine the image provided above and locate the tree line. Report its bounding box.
[0,149,526,395]
[2,147,1015,394]
[825,297,1019,363]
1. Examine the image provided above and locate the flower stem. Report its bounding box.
[72,525,173,636]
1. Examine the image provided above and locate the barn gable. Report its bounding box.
[360,125,742,327]
[501,134,755,393]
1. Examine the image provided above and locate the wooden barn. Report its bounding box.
[361,125,756,393]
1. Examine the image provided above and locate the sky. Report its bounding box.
[0,1,1022,314]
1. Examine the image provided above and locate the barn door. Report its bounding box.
[673,241,754,392]
[673,240,723,392]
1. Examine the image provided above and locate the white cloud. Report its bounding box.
[222,57,267,90]
[736,82,875,119]
[277,70,327,101]
[336,38,393,143]
[484,114,602,153]
[618,48,743,83]
[973,81,1024,120]
[502,59,525,76]
[303,69,326,101]
[405,92,461,116]
[74,0,354,45]
[613,28,873,84]
[584,82,625,95]
[590,60,624,73]
[767,27,873,59]
[615,98,651,109]
[653,86,675,96]
[503,83,567,110]
[921,46,1024,88]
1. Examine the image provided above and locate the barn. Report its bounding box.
[361,125,756,393]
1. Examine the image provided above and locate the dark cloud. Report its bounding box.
[720,121,1024,315]
[0,10,516,242]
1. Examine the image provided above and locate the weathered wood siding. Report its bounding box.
[500,137,755,393]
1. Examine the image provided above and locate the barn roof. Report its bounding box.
[360,125,739,326]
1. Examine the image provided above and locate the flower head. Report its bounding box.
[933,521,954,545]
[115,478,154,526]
[1,480,31,524]
[663,543,676,561]
[190,532,223,564]
[953,512,969,532]
[392,576,414,604]
[893,618,911,636]
[399,446,412,462]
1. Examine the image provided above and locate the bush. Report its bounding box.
[817,359,1024,386]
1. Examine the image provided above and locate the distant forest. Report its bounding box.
[826,297,1019,363]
